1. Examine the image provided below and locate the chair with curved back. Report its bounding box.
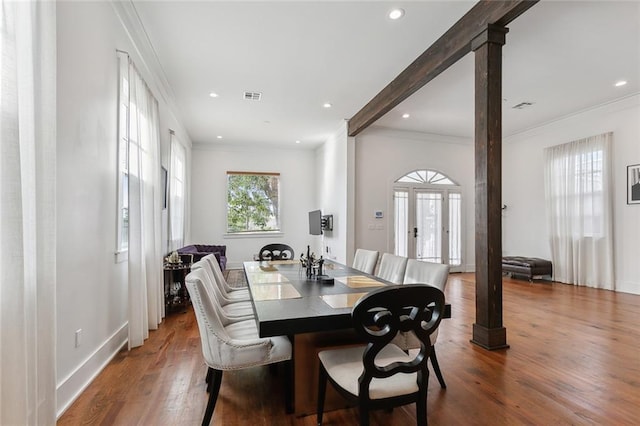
[201,254,250,301]
[375,253,408,284]
[187,261,254,401]
[317,284,445,426]
[186,268,293,425]
[352,249,379,275]
[190,259,254,319]
[399,258,451,389]
[258,243,295,261]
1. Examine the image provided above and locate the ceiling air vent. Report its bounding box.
[512,101,534,110]
[243,91,262,101]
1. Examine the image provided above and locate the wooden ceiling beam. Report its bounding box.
[347,0,538,137]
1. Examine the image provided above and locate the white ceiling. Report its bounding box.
[133,1,640,148]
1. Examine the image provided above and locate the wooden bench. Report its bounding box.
[502,256,552,281]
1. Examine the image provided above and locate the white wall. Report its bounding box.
[56,1,192,416]
[503,94,640,294]
[353,127,476,271]
[315,121,353,264]
[190,144,317,268]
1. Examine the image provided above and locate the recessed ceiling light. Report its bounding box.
[323,103,332,108]
[216,135,222,139]
[209,92,219,98]
[615,80,627,87]
[388,8,405,20]
[402,113,410,119]
[295,140,301,144]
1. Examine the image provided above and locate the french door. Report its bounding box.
[394,187,462,271]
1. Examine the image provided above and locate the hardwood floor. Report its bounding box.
[57,273,640,425]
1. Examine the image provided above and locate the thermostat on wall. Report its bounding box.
[374,210,383,219]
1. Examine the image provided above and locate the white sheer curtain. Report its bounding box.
[543,132,614,289]
[0,1,57,423]
[127,61,164,349]
[168,132,186,251]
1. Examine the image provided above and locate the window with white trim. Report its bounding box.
[226,171,280,233]
[116,52,129,255]
[168,133,186,250]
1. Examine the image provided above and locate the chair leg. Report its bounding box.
[205,367,212,387]
[317,364,328,426]
[429,346,446,389]
[269,363,278,375]
[416,390,428,426]
[283,360,293,414]
[359,403,370,426]
[202,369,223,426]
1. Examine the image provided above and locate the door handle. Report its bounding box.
[413,227,418,238]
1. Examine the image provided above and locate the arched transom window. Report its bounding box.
[396,169,457,185]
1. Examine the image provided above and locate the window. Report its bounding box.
[545,142,605,237]
[543,132,614,287]
[226,171,280,233]
[168,132,186,250]
[397,169,455,185]
[394,190,409,257]
[116,52,129,256]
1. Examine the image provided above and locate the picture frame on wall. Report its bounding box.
[628,164,640,205]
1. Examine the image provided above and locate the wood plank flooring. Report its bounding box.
[57,273,640,425]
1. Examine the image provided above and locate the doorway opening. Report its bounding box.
[393,169,462,272]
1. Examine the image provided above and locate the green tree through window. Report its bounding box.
[227,172,280,233]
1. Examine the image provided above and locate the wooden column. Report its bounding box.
[471,25,509,350]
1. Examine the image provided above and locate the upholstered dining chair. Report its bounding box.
[258,243,295,261]
[399,259,451,388]
[187,260,254,400]
[201,254,250,301]
[352,249,379,275]
[317,284,445,426]
[190,259,254,319]
[375,253,408,284]
[186,268,293,425]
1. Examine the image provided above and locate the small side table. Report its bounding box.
[163,262,191,313]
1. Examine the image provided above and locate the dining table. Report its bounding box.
[243,258,451,415]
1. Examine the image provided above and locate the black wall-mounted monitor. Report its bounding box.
[309,209,322,235]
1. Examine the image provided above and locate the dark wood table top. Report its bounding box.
[243,260,450,338]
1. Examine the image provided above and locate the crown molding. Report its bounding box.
[504,92,640,143]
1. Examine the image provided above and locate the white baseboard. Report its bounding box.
[56,322,128,419]
[616,279,640,295]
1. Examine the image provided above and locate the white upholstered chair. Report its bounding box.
[201,254,250,301]
[375,253,408,284]
[403,259,450,289]
[190,259,254,319]
[317,284,445,426]
[186,268,292,425]
[398,258,451,388]
[352,249,379,275]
